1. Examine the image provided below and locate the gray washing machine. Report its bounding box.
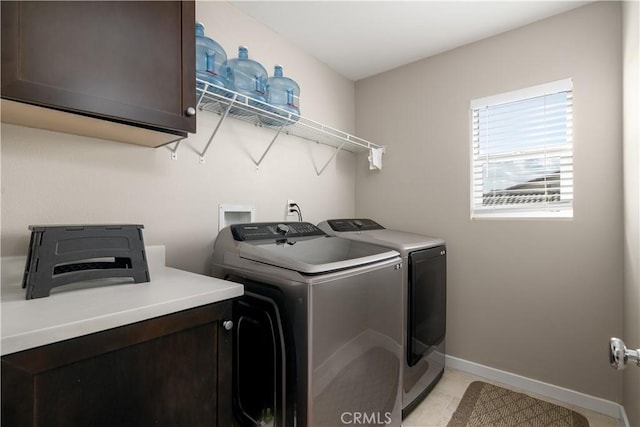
[211,222,404,427]
[317,219,446,417]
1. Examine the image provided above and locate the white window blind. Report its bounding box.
[470,78,573,218]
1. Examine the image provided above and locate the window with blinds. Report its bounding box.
[470,78,573,218]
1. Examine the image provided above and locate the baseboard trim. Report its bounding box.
[445,355,628,426]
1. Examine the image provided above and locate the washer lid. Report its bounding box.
[238,235,400,274]
[340,229,444,252]
[318,219,444,255]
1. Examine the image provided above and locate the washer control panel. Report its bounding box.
[231,222,326,241]
[326,218,385,232]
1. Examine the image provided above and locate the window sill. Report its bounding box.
[471,210,573,220]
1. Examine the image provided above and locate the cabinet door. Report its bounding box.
[1,1,196,136]
[1,302,233,427]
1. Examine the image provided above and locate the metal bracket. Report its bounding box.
[168,141,181,160]
[316,141,347,176]
[254,122,287,169]
[195,83,209,110]
[198,94,237,164]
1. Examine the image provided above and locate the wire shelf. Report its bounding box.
[195,79,382,153]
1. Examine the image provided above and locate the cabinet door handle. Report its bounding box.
[223,320,234,331]
[185,107,196,117]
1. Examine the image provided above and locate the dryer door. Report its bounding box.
[408,246,447,366]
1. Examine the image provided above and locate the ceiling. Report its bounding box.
[232,1,592,81]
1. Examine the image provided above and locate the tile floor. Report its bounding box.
[402,368,620,427]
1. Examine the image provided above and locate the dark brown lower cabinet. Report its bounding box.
[1,301,234,427]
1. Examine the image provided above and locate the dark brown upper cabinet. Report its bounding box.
[1,1,196,147]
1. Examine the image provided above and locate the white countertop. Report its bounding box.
[1,246,243,356]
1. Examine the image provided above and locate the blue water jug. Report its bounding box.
[226,46,268,114]
[261,65,301,126]
[195,22,228,96]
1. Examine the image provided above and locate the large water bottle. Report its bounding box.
[261,65,301,126]
[226,46,268,114]
[195,22,228,96]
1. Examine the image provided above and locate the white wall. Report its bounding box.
[0,1,357,274]
[355,2,623,402]
[622,1,639,425]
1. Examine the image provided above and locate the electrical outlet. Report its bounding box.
[286,199,296,217]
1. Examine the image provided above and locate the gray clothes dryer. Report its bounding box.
[317,219,446,417]
[211,222,404,427]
